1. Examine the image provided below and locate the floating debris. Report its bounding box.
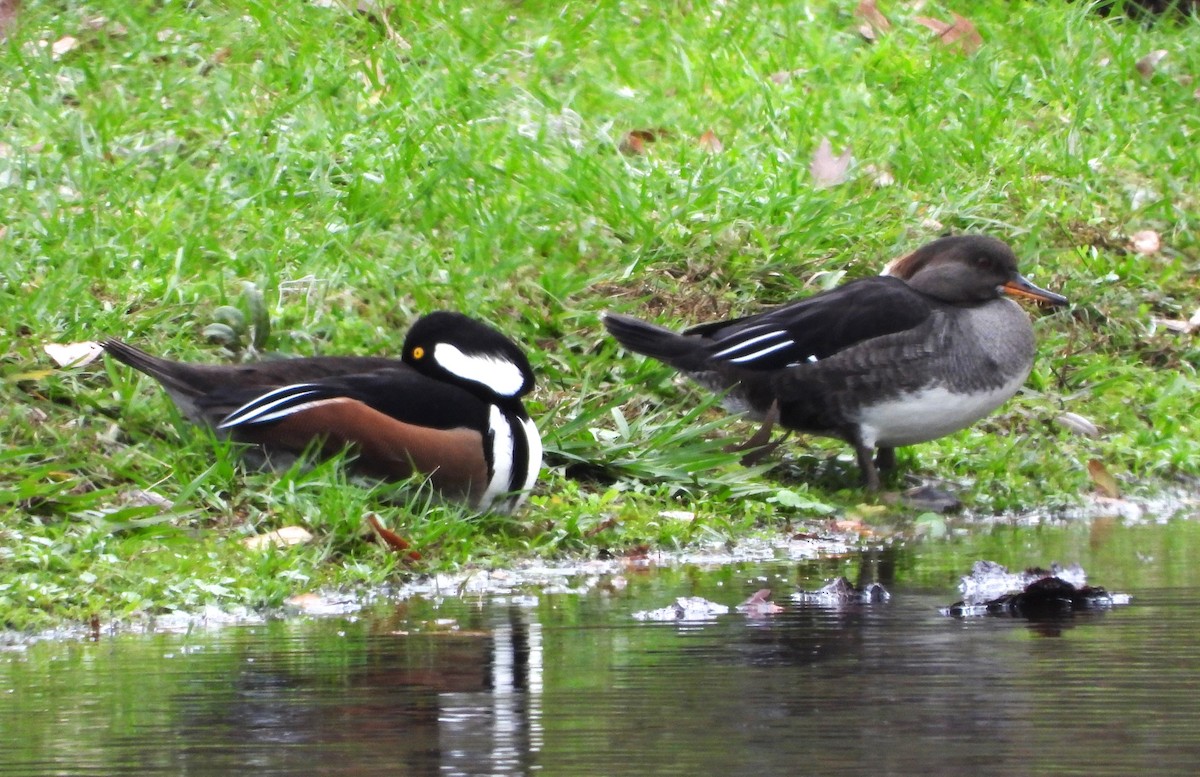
[633,597,729,622]
[792,577,890,606]
[735,589,785,618]
[943,561,1131,618]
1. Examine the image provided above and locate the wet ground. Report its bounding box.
[4,517,1200,776]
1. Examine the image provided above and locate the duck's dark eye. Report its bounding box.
[412,346,425,360]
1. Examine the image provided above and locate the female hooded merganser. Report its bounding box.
[104,311,542,512]
[603,235,1068,490]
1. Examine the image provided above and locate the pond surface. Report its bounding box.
[4,519,1200,776]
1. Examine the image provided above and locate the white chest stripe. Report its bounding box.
[434,343,525,397]
[481,405,515,509]
[477,408,543,511]
[518,415,543,499]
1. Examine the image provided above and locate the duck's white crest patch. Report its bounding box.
[855,372,1028,448]
[434,343,525,396]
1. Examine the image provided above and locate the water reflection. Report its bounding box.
[5,521,1200,775]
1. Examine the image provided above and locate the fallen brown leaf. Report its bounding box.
[1086,459,1121,499]
[737,589,785,616]
[1135,49,1168,78]
[1129,229,1161,255]
[914,13,981,54]
[697,129,724,154]
[855,0,891,41]
[585,516,620,537]
[619,128,669,155]
[863,163,895,187]
[201,47,232,76]
[365,513,421,560]
[810,137,853,187]
[1152,308,1200,335]
[768,69,800,84]
[242,526,314,551]
[0,0,20,40]
[1055,412,1099,437]
[51,34,79,60]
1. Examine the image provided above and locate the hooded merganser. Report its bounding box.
[104,311,542,511]
[603,235,1068,490]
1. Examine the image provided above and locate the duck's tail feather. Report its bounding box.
[601,312,709,371]
[102,339,179,386]
[102,339,210,420]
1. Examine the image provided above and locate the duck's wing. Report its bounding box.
[213,368,489,433]
[687,277,934,371]
[214,368,495,498]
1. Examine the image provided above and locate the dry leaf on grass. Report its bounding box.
[1129,229,1161,255]
[1087,459,1121,499]
[768,69,803,84]
[863,163,895,187]
[619,128,668,156]
[365,513,421,560]
[697,129,724,153]
[1152,308,1200,334]
[1135,50,1168,78]
[737,589,785,616]
[0,0,20,40]
[913,13,982,54]
[242,526,314,551]
[51,34,79,59]
[810,137,853,187]
[855,0,891,41]
[44,341,104,367]
[1055,412,1099,438]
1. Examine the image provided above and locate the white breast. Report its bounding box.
[854,370,1029,448]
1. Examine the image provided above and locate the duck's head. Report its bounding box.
[402,311,535,401]
[883,235,1068,308]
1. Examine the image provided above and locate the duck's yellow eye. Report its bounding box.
[412,346,425,360]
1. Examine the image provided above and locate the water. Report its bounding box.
[4,521,1200,776]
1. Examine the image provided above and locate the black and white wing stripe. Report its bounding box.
[218,384,344,429]
[709,325,798,365]
[700,276,934,371]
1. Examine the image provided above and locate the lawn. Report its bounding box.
[1,0,1198,630]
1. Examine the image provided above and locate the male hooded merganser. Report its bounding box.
[103,311,542,511]
[603,235,1068,490]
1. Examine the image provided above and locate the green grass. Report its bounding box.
[1,0,1198,629]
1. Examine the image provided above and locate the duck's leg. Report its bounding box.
[726,400,788,465]
[875,447,896,473]
[854,441,882,491]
